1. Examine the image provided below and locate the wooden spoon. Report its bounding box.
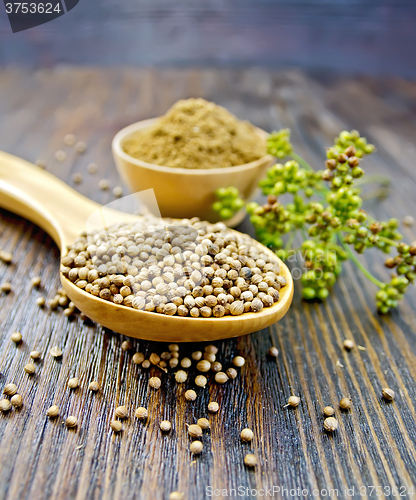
[0,151,293,342]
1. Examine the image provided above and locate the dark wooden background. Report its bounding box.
[1,1,416,76]
[0,67,416,499]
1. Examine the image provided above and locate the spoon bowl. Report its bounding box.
[0,151,293,342]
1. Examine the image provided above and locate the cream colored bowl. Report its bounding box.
[112,118,274,225]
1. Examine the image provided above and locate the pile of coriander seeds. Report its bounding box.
[61,218,286,318]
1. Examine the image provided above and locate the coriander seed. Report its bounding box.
[192,351,202,361]
[169,358,179,368]
[185,390,197,401]
[205,345,218,355]
[149,377,162,389]
[287,396,300,407]
[244,454,257,467]
[4,383,17,396]
[149,353,161,365]
[190,440,203,454]
[232,356,245,367]
[132,352,145,365]
[64,133,76,145]
[36,297,45,307]
[98,179,110,190]
[50,346,62,358]
[55,150,66,162]
[89,381,100,392]
[141,360,151,369]
[115,406,128,419]
[87,163,98,174]
[203,352,216,363]
[240,428,254,442]
[11,394,23,408]
[30,350,41,360]
[226,367,237,379]
[268,347,279,358]
[0,399,12,412]
[343,339,354,350]
[208,401,219,413]
[215,372,228,384]
[113,186,123,198]
[324,417,338,432]
[135,407,148,420]
[0,282,11,293]
[188,424,203,438]
[180,357,192,369]
[382,388,395,401]
[169,493,184,500]
[196,360,211,372]
[11,332,22,344]
[160,420,172,432]
[75,141,87,153]
[47,405,59,418]
[169,344,179,352]
[121,340,132,351]
[0,250,13,264]
[24,363,36,375]
[31,276,41,287]
[175,370,187,384]
[210,361,222,373]
[323,406,335,417]
[67,377,79,389]
[110,420,123,433]
[65,416,78,428]
[197,418,210,430]
[195,375,207,388]
[339,398,352,410]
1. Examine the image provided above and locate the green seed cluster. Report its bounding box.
[212,128,414,313]
[213,187,244,221]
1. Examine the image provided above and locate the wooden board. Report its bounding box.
[0,68,416,500]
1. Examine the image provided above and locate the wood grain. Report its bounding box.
[0,68,416,500]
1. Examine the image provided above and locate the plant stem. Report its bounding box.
[338,234,385,288]
[378,236,399,247]
[290,152,314,172]
[285,231,296,251]
[354,174,391,188]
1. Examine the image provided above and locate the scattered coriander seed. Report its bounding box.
[149,377,162,389]
[35,159,46,169]
[191,351,202,361]
[203,352,216,363]
[169,344,179,352]
[149,353,160,365]
[63,307,74,317]
[215,372,228,384]
[323,417,338,432]
[115,406,128,419]
[31,277,41,287]
[89,381,100,392]
[208,401,219,413]
[169,358,179,369]
[64,133,76,146]
[403,215,414,226]
[240,428,254,442]
[286,396,300,408]
[11,394,23,408]
[0,399,12,412]
[87,163,98,174]
[36,297,46,307]
[135,407,148,420]
[55,150,66,162]
[110,420,123,433]
[196,360,211,372]
[72,173,83,184]
[98,179,110,190]
[50,346,62,358]
[67,377,79,389]
[195,375,207,388]
[3,383,17,396]
[268,347,279,358]
[339,398,352,410]
[357,345,366,351]
[180,357,192,369]
[0,282,11,293]
[188,424,203,438]
[205,345,218,355]
[232,356,245,368]
[323,406,335,417]
[0,250,13,264]
[226,367,238,379]
[175,370,188,384]
[24,363,36,375]
[169,493,184,500]
[185,390,197,401]
[160,420,172,432]
[244,454,257,467]
[11,332,22,344]
[75,141,87,154]
[343,339,355,350]
[210,361,222,373]
[46,405,59,418]
[113,186,123,198]
[65,416,78,428]
[190,440,203,454]
[132,352,145,364]
[171,352,179,359]
[197,418,210,430]
[141,360,151,369]
[382,388,395,401]
[121,340,132,351]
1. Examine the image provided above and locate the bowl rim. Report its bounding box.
[112,117,274,177]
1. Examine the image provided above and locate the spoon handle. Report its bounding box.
[0,151,101,250]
